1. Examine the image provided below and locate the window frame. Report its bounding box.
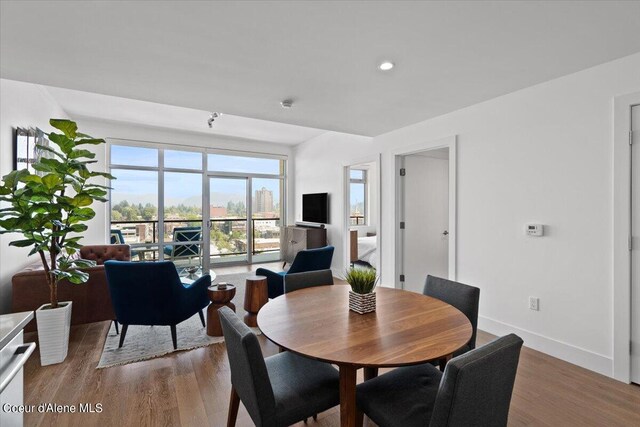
[107,138,287,266]
[349,168,368,226]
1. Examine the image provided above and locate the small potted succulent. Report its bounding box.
[345,267,378,314]
[0,119,113,365]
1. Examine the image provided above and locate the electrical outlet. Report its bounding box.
[528,297,540,311]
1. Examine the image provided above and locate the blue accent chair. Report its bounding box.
[256,246,334,299]
[104,260,211,349]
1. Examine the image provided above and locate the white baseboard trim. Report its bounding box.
[478,316,613,377]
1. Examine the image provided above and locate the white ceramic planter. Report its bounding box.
[348,291,376,314]
[35,301,72,366]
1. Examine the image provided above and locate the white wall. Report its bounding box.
[0,79,68,313]
[293,132,374,275]
[293,52,640,376]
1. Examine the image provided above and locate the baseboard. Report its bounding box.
[478,316,613,377]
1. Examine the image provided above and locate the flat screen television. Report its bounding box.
[302,193,329,224]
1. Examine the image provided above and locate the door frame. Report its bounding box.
[342,154,382,276]
[393,136,457,289]
[613,92,640,383]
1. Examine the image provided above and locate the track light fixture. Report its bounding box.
[208,112,220,128]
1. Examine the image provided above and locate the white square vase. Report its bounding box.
[35,301,72,366]
[348,291,376,314]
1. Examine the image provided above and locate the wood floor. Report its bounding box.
[22,263,640,426]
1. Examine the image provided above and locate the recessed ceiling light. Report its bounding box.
[378,61,394,71]
[280,99,294,108]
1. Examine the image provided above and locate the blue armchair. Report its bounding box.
[256,246,334,299]
[104,260,210,349]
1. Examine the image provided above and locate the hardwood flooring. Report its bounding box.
[21,264,640,426]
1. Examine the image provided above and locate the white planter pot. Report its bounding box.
[35,301,72,366]
[348,291,376,314]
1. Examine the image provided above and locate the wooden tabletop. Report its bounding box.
[257,285,472,368]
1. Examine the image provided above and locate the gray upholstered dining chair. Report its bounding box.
[283,269,334,294]
[356,333,523,427]
[424,275,480,357]
[218,306,340,427]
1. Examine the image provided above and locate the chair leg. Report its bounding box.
[170,325,178,350]
[118,324,128,348]
[227,387,240,427]
[198,309,205,327]
[113,320,119,335]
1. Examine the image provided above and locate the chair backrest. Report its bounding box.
[424,275,480,350]
[171,227,202,258]
[429,334,523,427]
[288,245,335,274]
[284,269,334,294]
[110,229,125,244]
[104,260,183,325]
[218,307,277,426]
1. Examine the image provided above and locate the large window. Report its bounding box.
[350,169,367,225]
[109,142,286,272]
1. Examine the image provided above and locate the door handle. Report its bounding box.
[0,342,36,394]
[442,230,449,236]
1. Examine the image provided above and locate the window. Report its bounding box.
[350,169,367,225]
[109,141,286,269]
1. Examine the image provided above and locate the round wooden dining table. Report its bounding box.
[257,285,472,427]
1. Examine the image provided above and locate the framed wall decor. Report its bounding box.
[13,127,51,175]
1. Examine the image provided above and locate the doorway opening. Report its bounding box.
[394,136,457,292]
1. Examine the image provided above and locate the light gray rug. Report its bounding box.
[97,272,258,369]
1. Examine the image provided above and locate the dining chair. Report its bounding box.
[424,275,480,356]
[356,333,523,427]
[283,269,334,294]
[218,306,340,427]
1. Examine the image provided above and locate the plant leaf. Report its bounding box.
[49,119,77,139]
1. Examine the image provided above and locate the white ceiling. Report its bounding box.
[2,1,640,137]
[42,85,327,145]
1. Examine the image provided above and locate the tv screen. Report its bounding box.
[302,193,329,224]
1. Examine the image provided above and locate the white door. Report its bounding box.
[632,104,640,384]
[401,150,449,293]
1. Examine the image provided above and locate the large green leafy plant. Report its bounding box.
[0,119,114,309]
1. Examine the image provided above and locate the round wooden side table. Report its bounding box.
[207,284,236,337]
[243,275,268,327]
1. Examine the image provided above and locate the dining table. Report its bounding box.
[257,285,473,427]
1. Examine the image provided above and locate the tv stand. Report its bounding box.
[283,225,328,266]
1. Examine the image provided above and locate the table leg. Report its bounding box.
[439,353,453,371]
[339,365,358,427]
[363,367,378,381]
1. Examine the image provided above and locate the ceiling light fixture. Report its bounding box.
[280,99,293,109]
[207,112,220,128]
[378,61,394,71]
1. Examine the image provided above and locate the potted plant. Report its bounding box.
[0,119,113,365]
[345,267,378,314]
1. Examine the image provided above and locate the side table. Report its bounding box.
[243,275,268,327]
[207,284,236,336]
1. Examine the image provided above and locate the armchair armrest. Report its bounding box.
[255,268,285,299]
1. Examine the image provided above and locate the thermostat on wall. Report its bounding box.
[525,224,544,237]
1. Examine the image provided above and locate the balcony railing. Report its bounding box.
[350,215,365,225]
[111,217,281,261]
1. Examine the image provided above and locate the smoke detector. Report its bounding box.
[280,99,294,109]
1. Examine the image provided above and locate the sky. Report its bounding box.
[110,146,282,207]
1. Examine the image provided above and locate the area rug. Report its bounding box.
[97,271,258,368]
